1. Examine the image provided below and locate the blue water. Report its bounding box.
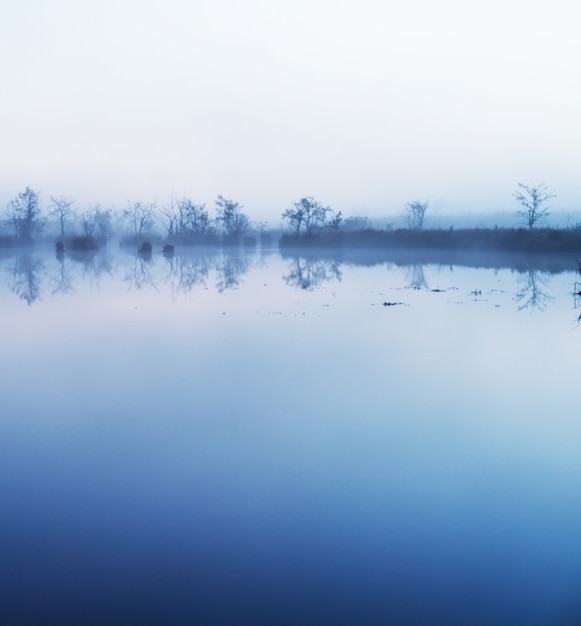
[1,247,580,624]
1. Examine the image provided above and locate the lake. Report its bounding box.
[1,245,580,625]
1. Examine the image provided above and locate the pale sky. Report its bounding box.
[2,0,580,223]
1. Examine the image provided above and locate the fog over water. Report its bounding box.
[1,246,580,624]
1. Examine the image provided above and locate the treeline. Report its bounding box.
[2,185,581,255]
[0,188,274,249]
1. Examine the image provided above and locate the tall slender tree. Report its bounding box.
[49,196,75,239]
[513,182,555,229]
[6,187,44,242]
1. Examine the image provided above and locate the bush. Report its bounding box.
[70,235,99,251]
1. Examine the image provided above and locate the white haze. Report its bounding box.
[2,0,581,222]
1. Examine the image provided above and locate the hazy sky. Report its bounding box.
[2,0,580,223]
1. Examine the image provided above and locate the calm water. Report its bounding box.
[1,245,580,625]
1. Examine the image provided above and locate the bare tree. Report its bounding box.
[404,200,428,231]
[81,207,98,236]
[160,196,182,236]
[123,201,156,236]
[161,195,213,240]
[6,187,44,242]
[513,182,555,229]
[49,196,75,239]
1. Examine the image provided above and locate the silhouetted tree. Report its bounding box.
[49,196,75,239]
[160,196,182,236]
[80,207,97,236]
[282,197,331,236]
[404,200,428,231]
[182,198,210,235]
[123,201,156,236]
[160,195,210,239]
[215,195,249,240]
[513,182,555,229]
[6,187,44,243]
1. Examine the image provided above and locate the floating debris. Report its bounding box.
[431,288,445,293]
[382,301,404,307]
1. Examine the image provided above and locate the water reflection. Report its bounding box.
[574,281,581,323]
[283,256,342,290]
[215,254,250,292]
[51,252,74,297]
[73,250,113,288]
[0,248,575,316]
[124,254,157,291]
[513,270,554,312]
[6,253,44,305]
[2,248,580,626]
[163,253,211,296]
[406,263,428,290]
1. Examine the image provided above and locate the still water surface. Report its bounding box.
[1,246,580,625]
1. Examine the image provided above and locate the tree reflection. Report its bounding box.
[407,264,428,290]
[215,254,250,292]
[52,253,74,296]
[513,270,553,311]
[7,254,44,305]
[70,250,113,288]
[283,256,342,290]
[124,254,157,291]
[163,254,211,296]
[574,281,581,323]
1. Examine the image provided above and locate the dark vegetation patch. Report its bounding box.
[279,227,581,255]
[69,235,99,251]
